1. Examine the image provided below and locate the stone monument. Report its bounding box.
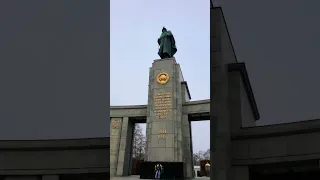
[110,27,195,179]
[143,27,192,178]
[145,57,185,162]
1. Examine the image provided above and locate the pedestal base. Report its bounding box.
[139,161,184,179]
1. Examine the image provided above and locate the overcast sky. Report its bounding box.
[110,0,210,152]
[111,0,320,152]
[215,0,320,125]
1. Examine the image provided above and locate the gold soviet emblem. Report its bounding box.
[112,120,120,129]
[156,72,169,85]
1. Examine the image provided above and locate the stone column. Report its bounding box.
[181,80,193,178]
[228,71,242,133]
[146,58,184,162]
[145,58,193,178]
[116,117,134,176]
[110,117,123,176]
[211,7,232,180]
[182,114,193,178]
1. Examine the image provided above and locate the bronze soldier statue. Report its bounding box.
[158,27,177,59]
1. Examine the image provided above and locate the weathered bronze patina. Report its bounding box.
[158,27,177,59]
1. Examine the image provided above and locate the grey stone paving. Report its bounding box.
[111,175,210,180]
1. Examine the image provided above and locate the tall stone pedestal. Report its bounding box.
[145,58,192,178]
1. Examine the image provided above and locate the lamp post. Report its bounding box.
[205,162,210,176]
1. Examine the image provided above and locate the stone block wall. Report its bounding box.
[146,58,183,162]
[211,7,232,180]
[110,118,122,176]
[110,117,134,176]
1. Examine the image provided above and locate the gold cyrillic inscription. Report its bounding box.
[158,129,167,139]
[154,92,172,119]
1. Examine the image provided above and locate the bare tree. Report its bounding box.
[193,152,201,166]
[193,148,210,166]
[203,148,210,160]
[132,124,146,160]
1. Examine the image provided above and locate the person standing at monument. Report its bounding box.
[158,27,177,59]
[154,163,164,179]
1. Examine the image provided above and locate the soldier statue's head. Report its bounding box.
[162,27,167,32]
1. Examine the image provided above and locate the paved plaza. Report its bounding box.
[110,175,210,180]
